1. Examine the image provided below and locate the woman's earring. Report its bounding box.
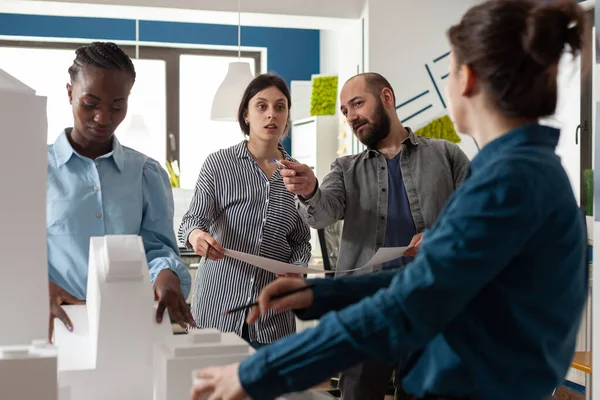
[245,120,249,125]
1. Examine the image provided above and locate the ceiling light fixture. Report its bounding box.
[210,0,255,121]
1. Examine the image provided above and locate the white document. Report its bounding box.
[224,249,326,275]
[224,246,410,276]
[362,247,409,268]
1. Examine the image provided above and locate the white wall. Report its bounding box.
[540,54,582,203]
[362,0,583,176]
[361,2,369,73]
[317,0,482,158]
[366,0,481,127]
[319,19,363,156]
[316,0,478,159]
[319,20,362,100]
[319,30,340,76]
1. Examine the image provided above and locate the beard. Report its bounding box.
[351,99,391,149]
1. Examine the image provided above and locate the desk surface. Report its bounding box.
[571,351,591,374]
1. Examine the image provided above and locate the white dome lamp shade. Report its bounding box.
[125,21,151,139]
[126,113,151,138]
[210,62,254,121]
[210,0,255,121]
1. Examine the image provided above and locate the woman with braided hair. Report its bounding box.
[46,42,193,340]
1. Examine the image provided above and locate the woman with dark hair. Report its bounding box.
[47,42,193,340]
[179,73,311,348]
[190,1,588,399]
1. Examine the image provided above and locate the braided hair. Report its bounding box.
[68,42,136,83]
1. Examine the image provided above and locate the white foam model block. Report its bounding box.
[58,386,71,400]
[0,342,58,400]
[190,357,336,400]
[0,69,49,346]
[104,235,145,281]
[53,306,95,371]
[0,68,36,94]
[55,235,173,400]
[188,381,337,400]
[156,329,254,400]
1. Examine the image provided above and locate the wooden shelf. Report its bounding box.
[572,351,592,374]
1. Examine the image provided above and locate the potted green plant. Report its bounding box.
[310,75,338,116]
[414,114,461,144]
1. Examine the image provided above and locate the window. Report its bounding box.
[179,55,256,189]
[0,47,75,144]
[0,40,262,181]
[116,58,167,165]
[0,47,167,165]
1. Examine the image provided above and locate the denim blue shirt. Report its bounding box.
[238,124,587,400]
[47,130,191,300]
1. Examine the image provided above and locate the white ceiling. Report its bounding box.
[8,0,362,30]
[39,0,366,19]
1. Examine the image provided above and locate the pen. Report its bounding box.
[224,283,316,315]
[204,243,212,262]
[272,158,286,169]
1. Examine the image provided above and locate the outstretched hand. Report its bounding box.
[246,278,314,324]
[154,269,196,328]
[48,281,85,342]
[190,363,248,400]
[278,160,318,199]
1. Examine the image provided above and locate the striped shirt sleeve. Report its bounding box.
[178,153,218,249]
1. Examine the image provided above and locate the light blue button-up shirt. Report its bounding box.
[47,129,191,300]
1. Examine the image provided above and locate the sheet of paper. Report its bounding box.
[362,247,409,268]
[224,249,326,275]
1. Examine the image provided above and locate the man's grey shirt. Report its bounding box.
[297,128,470,276]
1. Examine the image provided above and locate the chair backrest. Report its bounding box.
[317,228,332,272]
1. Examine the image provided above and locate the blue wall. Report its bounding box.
[0,13,321,152]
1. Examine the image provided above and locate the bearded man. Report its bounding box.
[278,72,470,400]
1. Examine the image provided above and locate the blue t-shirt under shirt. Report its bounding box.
[382,151,416,269]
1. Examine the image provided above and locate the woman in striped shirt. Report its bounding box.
[179,74,311,348]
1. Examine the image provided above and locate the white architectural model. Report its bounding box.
[54,235,173,400]
[0,68,49,346]
[0,341,59,400]
[0,68,62,400]
[155,328,254,400]
[53,234,335,399]
[0,67,332,400]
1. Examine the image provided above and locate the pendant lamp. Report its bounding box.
[210,0,254,121]
[127,114,150,138]
[126,19,151,138]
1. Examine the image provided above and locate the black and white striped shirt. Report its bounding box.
[179,141,311,344]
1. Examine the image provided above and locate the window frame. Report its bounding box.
[0,39,262,165]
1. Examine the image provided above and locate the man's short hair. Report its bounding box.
[350,72,396,104]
